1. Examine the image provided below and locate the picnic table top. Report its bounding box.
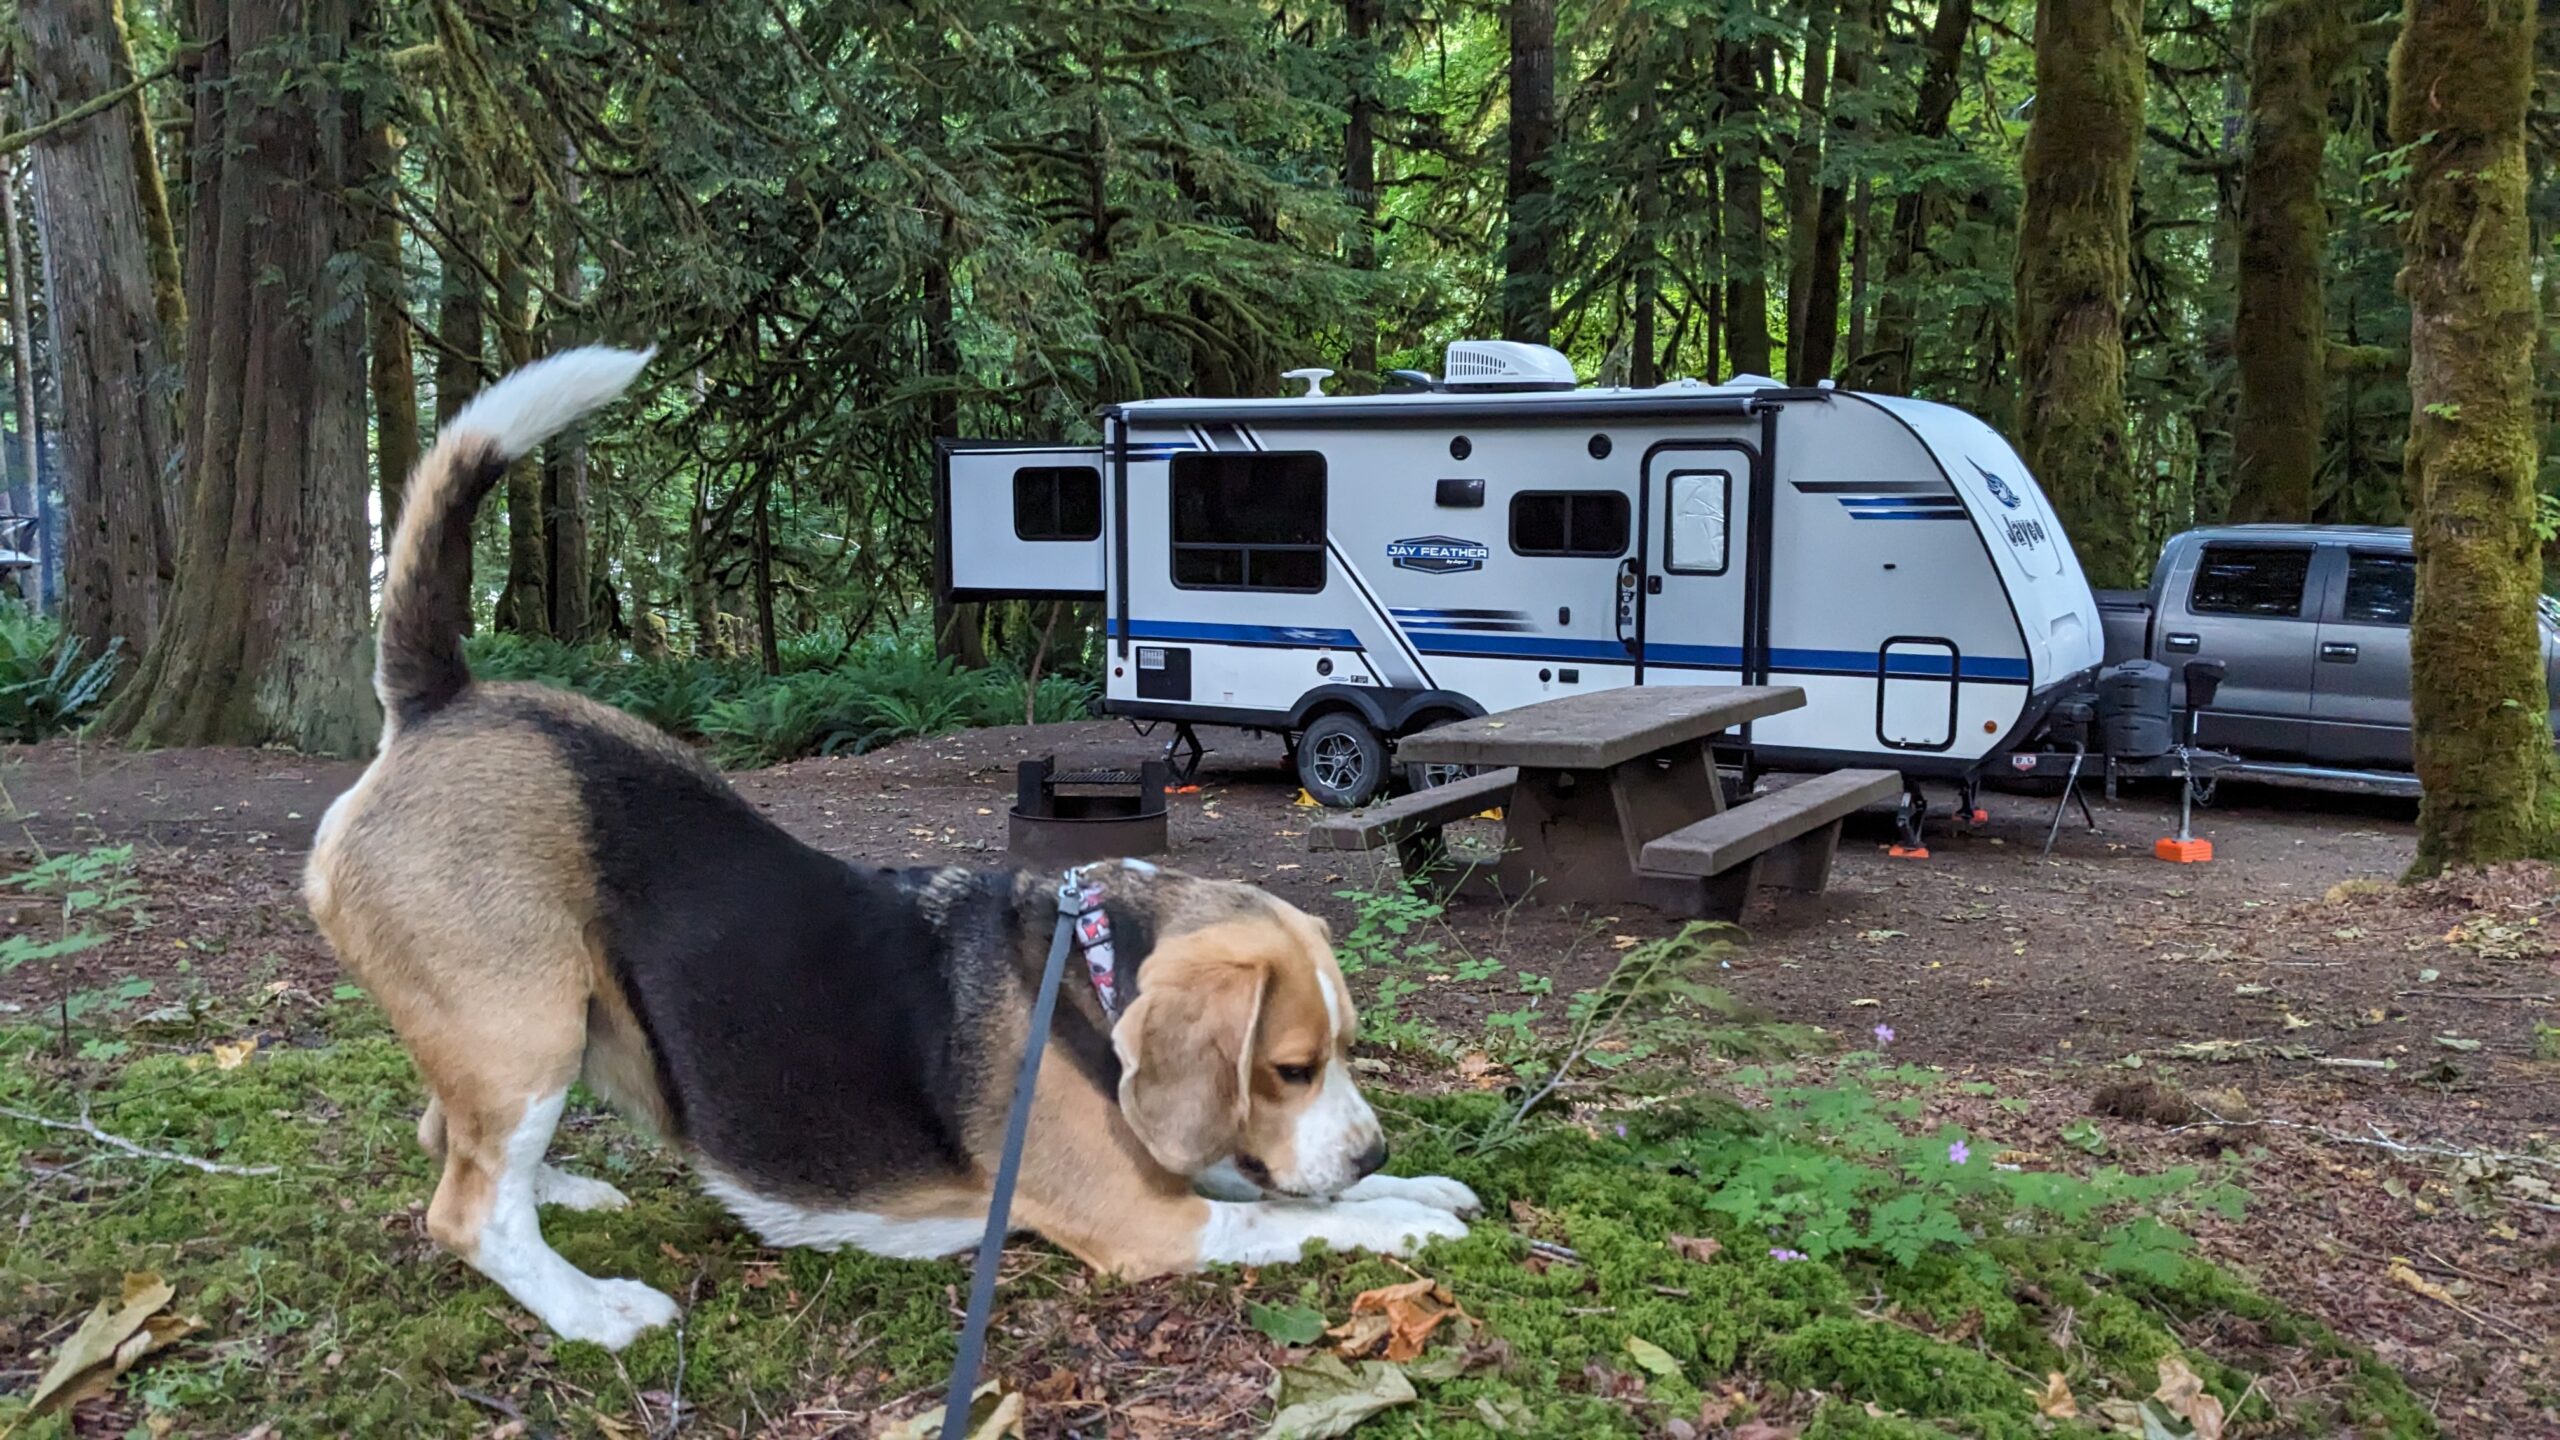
[1393,684,1806,770]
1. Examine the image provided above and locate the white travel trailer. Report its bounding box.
[937,341,2103,810]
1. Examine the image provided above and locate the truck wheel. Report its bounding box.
[1298,712,1388,808]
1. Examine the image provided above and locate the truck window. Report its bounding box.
[2189,545,2312,618]
[1511,491,1630,558]
[1170,452,1327,592]
[2340,552,2414,626]
[1012,466,1102,542]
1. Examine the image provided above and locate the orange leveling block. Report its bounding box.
[2156,659,2226,863]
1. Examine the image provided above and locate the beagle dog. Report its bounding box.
[303,348,1478,1349]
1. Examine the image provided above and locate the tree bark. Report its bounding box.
[1855,0,1971,394]
[543,139,589,644]
[492,218,547,636]
[431,172,483,630]
[98,0,378,756]
[2226,0,2351,523]
[1631,93,1661,389]
[364,120,416,548]
[2393,0,2555,872]
[1344,0,1382,380]
[1718,40,1772,377]
[1794,7,1864,384]
[1782,0,1836,379]
[24,0,176,658]
[2014,0,2145,587]
[1502,0,1556,345]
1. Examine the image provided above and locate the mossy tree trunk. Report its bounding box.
[97,0,378,756]
[24,0,178,659]
[1502,0,1556,345]
[2226,0,2352,524]
[1718,39,1771,377]
[2393,0,2558,874]
[2014,0,2145,587]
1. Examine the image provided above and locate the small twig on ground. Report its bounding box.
[2159,1111,2560,1172]
[0,1101,280,1176]
[2394,991,2557,1003]
[658,1274,703,1439]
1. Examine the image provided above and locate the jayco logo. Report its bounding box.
[1971,460,2022,510]
[1386,536,1489,575]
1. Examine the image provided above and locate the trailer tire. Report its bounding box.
[1297,712,1389,808]
[1396,714,1478,795]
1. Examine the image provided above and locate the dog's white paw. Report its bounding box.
[1340,1173,1482,1217]
[1344,1197,1471,1255]
[535,1166,630,1212]
[547,1278,679,1350]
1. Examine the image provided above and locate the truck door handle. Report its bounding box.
[2321,641,2359,662]
[2165,633,2200,653]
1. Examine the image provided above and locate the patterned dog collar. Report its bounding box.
[1061,866,1120,1016]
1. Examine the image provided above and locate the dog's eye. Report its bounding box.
[1274,1064,1316,1086]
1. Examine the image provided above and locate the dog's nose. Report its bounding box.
[1354,1138,1388,1180]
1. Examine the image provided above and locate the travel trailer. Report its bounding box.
[936,341,2104,810]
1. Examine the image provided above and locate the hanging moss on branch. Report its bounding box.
[2013,0,2145,587]
[2394,0,2556,873]
[2227,0,2352,525]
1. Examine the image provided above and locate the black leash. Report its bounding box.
[940,871,1084,1440]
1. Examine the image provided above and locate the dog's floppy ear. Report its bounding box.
[1113,932,1269,1177]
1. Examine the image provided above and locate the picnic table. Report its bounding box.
[1309,686,1902,919]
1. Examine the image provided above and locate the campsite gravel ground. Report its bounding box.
[4,720,2556,1434]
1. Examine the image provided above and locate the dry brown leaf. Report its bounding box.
[2387,1258,2460,1307]
[1610,934,1642,950]
[1455,1051,1506,1089]
[1732,1423,1800,1440]
[1329,1277,1469,1363]
[209,1037,258,1070]
[2154,1354,2226,1440]
[27,1272,198,1416]
[2033,1371,2079,1419]
[1667,1234,1723,1264]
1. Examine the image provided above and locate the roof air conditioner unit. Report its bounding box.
[1441,340,1577,392]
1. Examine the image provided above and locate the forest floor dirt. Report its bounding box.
[2,721,2556,1435]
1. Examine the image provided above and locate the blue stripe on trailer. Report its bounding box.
[1113,621,2031,685]
[1831,494,1957,506]
[1109,619,1362,649]
[1845,509,1971,521]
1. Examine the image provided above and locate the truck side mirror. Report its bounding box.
[2183,659,2227,711]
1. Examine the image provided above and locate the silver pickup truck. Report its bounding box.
[2097,524,2560,777]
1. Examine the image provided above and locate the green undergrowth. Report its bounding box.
[0,995,2431,1438]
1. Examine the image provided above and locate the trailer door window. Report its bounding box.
[2340,552,2413,626]
[2189,545,2313,618]
[1511,491,1630,558]
[1170,452,1327,592]
[1663,470,1731,574]
[1012,465,1103,542]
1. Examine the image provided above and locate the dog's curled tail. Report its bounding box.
[378,346,655,727]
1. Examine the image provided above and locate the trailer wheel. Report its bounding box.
[1395,713,1477,794]
[1297,712,1388,808]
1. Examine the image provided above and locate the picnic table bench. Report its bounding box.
[1308,686,1902,920]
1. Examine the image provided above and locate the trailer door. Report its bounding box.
[937,442,1107,601]
[1637,442,1755,687]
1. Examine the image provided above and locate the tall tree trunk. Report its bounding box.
[23,0,176,658]
[1856,0,1971,394]
[752,465,780,677]
[99,0,378,755]
[1344,0,1382,380]
[2014,0,2145,587]
[1631,94,1661,389]
[3,163,50,608]
[492,219,547,636]
[1844,174,1874,367]
[1795,8,1864,383]
[365,120,416,547]
[2394,0,2555,872]
[432,173,483,630]
[1718,40,1772,377]
[544,144,589,644]
[1782,0,1836,378]
[2226,0,2352,523]
[1502,0,1556,345]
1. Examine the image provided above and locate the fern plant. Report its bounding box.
[0,602,122,741]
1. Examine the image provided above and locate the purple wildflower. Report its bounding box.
[1614,1123,1628,1139]
[1769,1247,1808,1263]
[1948,1139,1971,1166]
[1873,1024,1896,1046]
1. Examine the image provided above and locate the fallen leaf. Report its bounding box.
[1623,1335,1681,1379]
[1850,997,1882,1008]
[1732,1423,1801,1440]
[879,1382,1023,1440]
[2387,1258,2461,1307]
[1455,1052,1506,1089]
[209,1037,259,1070]
[1611,934,1642,950]
[1471,1394,1536,1432]
[1859,929,1906,943]
[2034,1370,2080,1419]
[2280,1013,2313,1031]
[1330,1278,1469,1363]
[1249,1300,1330,1347]
[2153,1354,2226,1440]
[2434,1035,2482,1052]
[1262,1353,1417,1440]
[1667,1234,1723,1264]
[27,1273,200,1416]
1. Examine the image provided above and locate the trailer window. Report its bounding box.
[2341,552,2414,626]
[1663,470,1731,574]
[1511,491,1630,558]
[2188,545,2312,618]
[1170,452,1327,592]
[1012,466,1103,542]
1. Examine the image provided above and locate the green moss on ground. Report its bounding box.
[0,1007,2434,1437]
